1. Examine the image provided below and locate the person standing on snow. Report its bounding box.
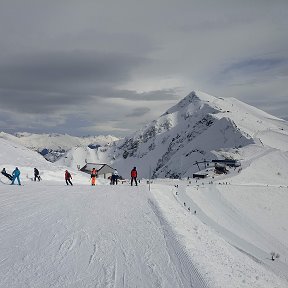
[112,169,119,185]
[1,168,13,181]
[65,170,73,186]
[91,168,97,186]
[130,167,138,186]
[34,168,41,181]
[11,167,21,185]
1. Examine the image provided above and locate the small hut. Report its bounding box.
[193,173,208,179]
[80,163,115,179]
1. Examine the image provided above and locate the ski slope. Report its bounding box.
[0,181,208,288]
[1,176,287,288]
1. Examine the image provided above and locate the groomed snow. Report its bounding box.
[1,177,287,287]
[0,182,208,288]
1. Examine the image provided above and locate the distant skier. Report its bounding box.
[34,168,41,181]
[65,170,73,186]
[130,167,138,186]
[1,168,13,181]
[91,168,97,186]
[112,169,119,185]
[11,167,21,185]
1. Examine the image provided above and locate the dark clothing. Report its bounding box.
[112,174,118,185]
[65,171,72,180]
[1,169,13,181]
[34,168,41,181]
[66,179,73,186]
[131,177,137,186]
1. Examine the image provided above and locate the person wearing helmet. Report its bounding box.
[112,169,119,185]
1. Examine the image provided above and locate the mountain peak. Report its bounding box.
[163,90,218,116]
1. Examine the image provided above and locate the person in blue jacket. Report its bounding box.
[11,167,21,185]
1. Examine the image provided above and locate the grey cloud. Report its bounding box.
[0,51,148,92]
[223,58,288,75]
[0,86,179,115]
[125,107,150,118]
[105,89,179,102]
[0,89,92,114]
[0,50,154,114]
[215,57,288,87]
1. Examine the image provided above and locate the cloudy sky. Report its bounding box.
[0,0,287,137]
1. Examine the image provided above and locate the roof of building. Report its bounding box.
[80,163,115,175]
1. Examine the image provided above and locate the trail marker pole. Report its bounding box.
[149,166,151,191]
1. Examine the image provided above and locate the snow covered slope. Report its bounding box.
[0,137,90,184]
[56,146,102,169]
[0,132,118,162]
[1,136,287,287]
[60,91,288,178]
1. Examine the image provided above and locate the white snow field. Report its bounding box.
[1,139,288,287]
[0,183,212,288]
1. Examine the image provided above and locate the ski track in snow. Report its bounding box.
[0,182,209,288]
[174,182,288,281]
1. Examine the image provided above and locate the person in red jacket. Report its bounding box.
[130,167,138,186]
[65,170,73,186]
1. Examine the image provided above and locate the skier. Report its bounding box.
[91,168,97,186]
[65,170,73,186]
[11,167,21,185]
[1,168,13,181]
[112,169,119,185]
[34,168,41,181]
[130,167,138,186]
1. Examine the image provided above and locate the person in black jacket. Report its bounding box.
[34,168,41,181]
[1,168,13,181]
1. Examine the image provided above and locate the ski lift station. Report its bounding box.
[211,159,241,167]
[80,163,115,179]
[193,173,208,179]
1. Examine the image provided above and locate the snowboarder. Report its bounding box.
[11,167,21,185]
[112,169,119,185]
[1,168,13,181]
[65,170,73,186]
[91,168,97,186]
[34,168,41,181]
[130,167,138,186]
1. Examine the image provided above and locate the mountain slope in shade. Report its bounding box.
[0,132,118,162]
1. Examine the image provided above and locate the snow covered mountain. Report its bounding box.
[0,132,118,162]
[60,91,288,178]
